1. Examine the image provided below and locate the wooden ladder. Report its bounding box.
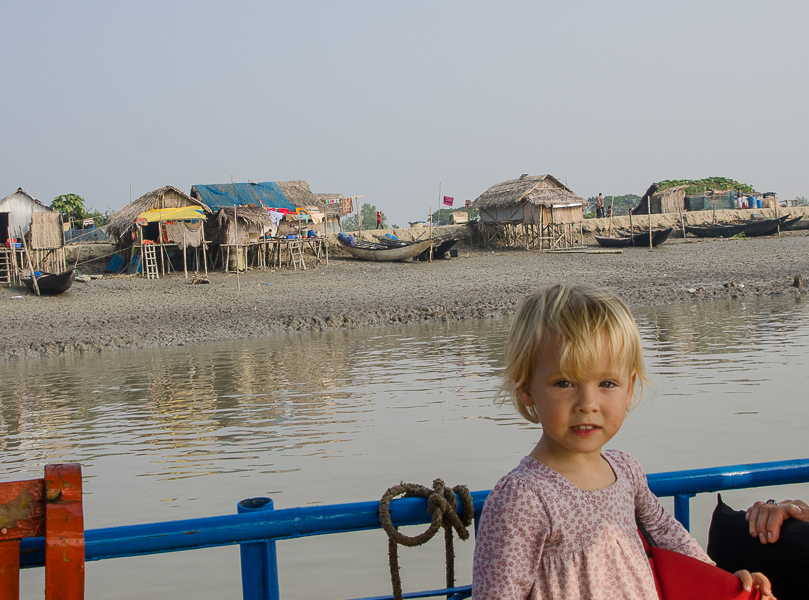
[142,244,159,279]
[0,463,85,599]
[289,240,306,271]
[0,249,12,284]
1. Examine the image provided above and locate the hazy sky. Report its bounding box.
[2,1,807,227]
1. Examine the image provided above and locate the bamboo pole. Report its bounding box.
[629,208,634,246]
[648,192,652,249]
[428,207,433,262]
[182,230,188,278]
[19,227,39,296]
[678,201,687,239]
[608,196,615,237]
[775,194,781,236]
[235,205,240,290]
[202,228,208,275]
[356,197,361,241]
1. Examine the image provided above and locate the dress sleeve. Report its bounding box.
[624,453,712,564]
[472,475,547,600]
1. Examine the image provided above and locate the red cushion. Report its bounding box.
[649,545,761,600]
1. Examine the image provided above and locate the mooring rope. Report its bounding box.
[378,479,474,600]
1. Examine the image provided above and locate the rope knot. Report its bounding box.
[378,479,474,600]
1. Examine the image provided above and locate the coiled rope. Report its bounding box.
[378,479,474,600]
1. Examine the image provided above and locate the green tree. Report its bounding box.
[341,203,387,231]
[429,207,479,225]
[86,208,111,227]
[51,194,87,226]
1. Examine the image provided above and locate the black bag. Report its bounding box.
[707,494,809,600]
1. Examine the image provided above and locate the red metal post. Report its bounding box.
[45,464,84,600]
[0,540,21,599]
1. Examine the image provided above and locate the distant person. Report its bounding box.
[747,498,809,543]
[377,211,383,229]
[472,284,774,599]
[596,193,605,218]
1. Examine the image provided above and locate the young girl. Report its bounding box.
[472,284,774,600]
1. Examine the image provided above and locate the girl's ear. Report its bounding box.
[517,386,534,407]
[625,370,637,408]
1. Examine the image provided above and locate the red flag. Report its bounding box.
[443,196,454,207]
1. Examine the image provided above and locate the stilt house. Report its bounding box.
[107,186,211,245]
[0,188,65,277]
[471,174,584,250]
[107,186,212,278]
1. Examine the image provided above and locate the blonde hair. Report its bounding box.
[501,284,650,423]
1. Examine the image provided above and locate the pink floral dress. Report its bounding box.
[472,450,710,600]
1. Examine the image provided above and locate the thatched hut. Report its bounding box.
[191,180,342,237]
[632,184,688,215]
[311,193,344,234]
[107,186,210,244]
[471,174,584,249]
[209,206,275,245]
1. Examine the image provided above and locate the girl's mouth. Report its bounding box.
[570,425,601,436]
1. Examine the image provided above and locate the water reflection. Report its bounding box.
[2,296,809,599]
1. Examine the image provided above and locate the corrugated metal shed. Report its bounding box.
[0,187,54,238]
[190,182,297,212]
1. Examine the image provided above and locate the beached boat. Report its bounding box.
[22,269,76,295]
[337,236,436,262]
[782,215,803,230]
[618,227,674,247]
[595,235,632,248]
[684,217,786,238]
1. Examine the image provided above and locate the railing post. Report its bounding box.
[673,493,695,531]
[237,498,280,600]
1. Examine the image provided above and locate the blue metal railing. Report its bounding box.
[18,458,809,600]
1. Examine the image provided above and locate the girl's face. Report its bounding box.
[518,333,636,462]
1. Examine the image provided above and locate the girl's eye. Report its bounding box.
[555,380,573,388]
[600,381,617,388]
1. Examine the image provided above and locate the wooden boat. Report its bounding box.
[618,227,673,247]
[595,235,632,248]
[22,269,76,295]
[684,217,786,238]
[337,237,436,262]
[782,215,803,230]
[417,238,459,260]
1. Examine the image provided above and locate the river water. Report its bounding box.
[3,295,809,599]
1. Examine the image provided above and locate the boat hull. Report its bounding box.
[619,227,673,247]
[685,217,785,238]
[23,269,76,295]
[338,238,435,262]
[595,236,632,248]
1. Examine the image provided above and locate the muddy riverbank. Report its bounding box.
[2,233,807,361]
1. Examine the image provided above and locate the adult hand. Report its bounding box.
[733,570,775,599]
[746,499,809,544]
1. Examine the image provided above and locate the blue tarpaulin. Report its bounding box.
[191,182,297,212]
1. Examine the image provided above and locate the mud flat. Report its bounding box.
[1,234,807,361]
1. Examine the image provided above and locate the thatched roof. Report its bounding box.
[108,186,209,238]
[213,206,275,229]
[276,180,315,206]
[472,174,584,208]
[311,193,343,218]
[633,184,688,215]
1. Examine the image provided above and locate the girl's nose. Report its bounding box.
[574,389,599,412]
